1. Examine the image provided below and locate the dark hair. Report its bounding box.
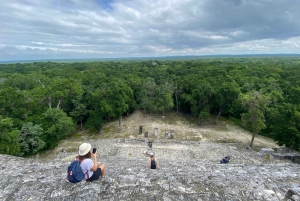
[78,151,92,160]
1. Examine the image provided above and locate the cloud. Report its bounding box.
[0,0,299,60]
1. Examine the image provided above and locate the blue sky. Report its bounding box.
[0,0,300,61]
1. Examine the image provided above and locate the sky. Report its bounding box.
[1,0,300,61]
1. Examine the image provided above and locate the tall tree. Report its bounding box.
[19,122,45,156]
[42,108,75,148]
[213,78,240,124]
[32,77,83,110]
[0,87,27,120]
[155,84,174,116]
[240,91,270,147]
[0,116,20,155]
[170,75,183,114]
[85,110,105,133]
[268,105,300,150]
[138,77,156,114]
[69,100,88,129]
[191,79,214,125]
[105,80,133,128]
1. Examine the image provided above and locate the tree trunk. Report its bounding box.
[250,132,256,147]
[216,108,223,124]
[80,120,83,129]
[175,94,179,114]
[98,125,102,134]
[48,96,52,109]
[56,99,62,109]
[38,79,45,88]
[119,116,122,128]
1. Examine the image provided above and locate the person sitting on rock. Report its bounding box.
[220,156,230,164]
[148,153,159,169]
[77,143,106,181]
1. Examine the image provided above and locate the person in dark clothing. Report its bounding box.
[220,156,230,164]
[148,153,159,169]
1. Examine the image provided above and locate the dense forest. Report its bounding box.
[0,57,300,156]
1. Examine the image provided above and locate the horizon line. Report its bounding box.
[1,53,300,64]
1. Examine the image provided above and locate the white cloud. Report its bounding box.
[0,0,300,61]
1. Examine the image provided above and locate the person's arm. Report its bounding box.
[148,160,151,169]
[91,152,98,171]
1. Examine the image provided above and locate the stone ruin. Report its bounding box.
[164,130,174,139]
[170,130,174,139]
[140,126,174,140]
[1,138,300,201]
[147,141,152,149]
[154,128,158,136]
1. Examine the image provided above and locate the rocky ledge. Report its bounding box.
[1,139,300,201]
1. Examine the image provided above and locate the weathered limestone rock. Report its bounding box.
[170,130,174,139]
[147,142,152,149]
[1,139,300,201]
[285,188,300,201]
[260,148,274,154]
[139,126,143,134]
[154,128,158,136]
[271,153,300,164]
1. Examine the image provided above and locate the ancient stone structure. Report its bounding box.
[170,130,174,139]
[154,128,158,136]
[147,141,152,149]
[1,139,300,200]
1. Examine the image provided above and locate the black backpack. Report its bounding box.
[151,159,156,169]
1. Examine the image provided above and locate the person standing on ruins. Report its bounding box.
[148,153,159,169]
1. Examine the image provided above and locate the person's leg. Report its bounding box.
[88,168,101,181]
[99,164,106,177]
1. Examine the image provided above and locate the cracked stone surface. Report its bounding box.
[1,138,300,201]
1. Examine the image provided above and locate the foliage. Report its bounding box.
[85,110,105,133]
[267,104,300,150]
[0,116,20,155]
[1,57,300,153]
[42,108,75,148]
[240,91,270,147]
[19,122,45,156]
[155,84,174,115]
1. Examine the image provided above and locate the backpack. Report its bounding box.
[67,160,86,183]
[220,157,229,164]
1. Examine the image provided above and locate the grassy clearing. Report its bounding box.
[56,110,278,156]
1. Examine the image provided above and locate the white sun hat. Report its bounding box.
[78,143,91,156]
